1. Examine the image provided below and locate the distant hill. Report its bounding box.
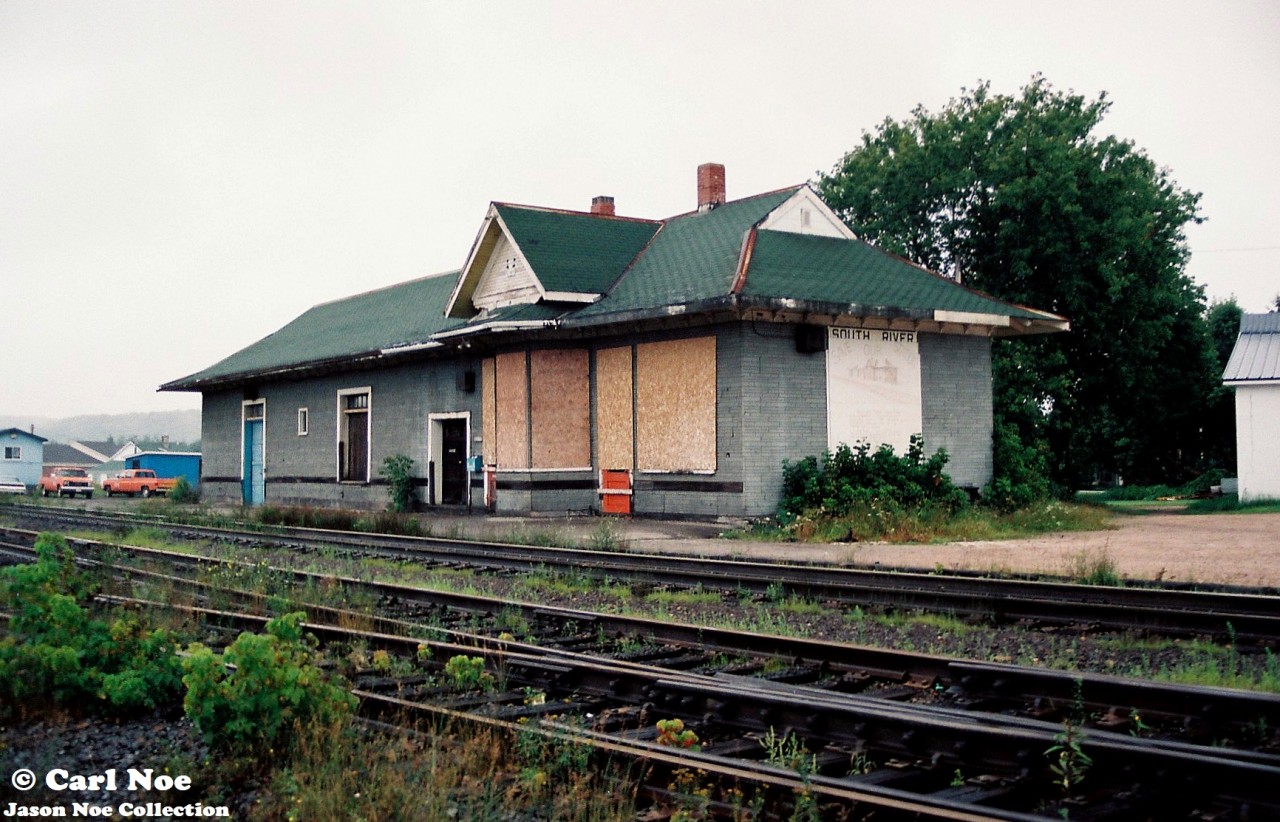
[1,409,201,445]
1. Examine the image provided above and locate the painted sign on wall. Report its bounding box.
[826,327,922,453]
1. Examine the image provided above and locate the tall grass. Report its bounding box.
[248,716,638,821]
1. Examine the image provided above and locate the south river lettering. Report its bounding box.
[830,328,915,342]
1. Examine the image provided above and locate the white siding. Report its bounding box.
[473,234,541,311]
[759,189,852,238]
[1235,384,1280,502]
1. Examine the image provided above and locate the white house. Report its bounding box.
[1223,313,1280,502]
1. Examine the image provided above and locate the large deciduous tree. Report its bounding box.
[818,77,1214,488]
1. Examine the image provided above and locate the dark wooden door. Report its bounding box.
[440,419,467,504]
[346,411,368,481]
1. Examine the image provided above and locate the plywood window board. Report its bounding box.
[494,351,530,469]
[596,346,634,470]
[530,349,590,468]
[636,336,716,472]
[481,357,497,465]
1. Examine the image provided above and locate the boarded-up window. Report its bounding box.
[530,349,590,468]
[494,351,529,469]
[596,346,634,470]
[636,336,716,472]
[481,358,497,464]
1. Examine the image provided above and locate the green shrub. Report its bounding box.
[442,654,494,691]
[182,612,356,754]
[379,454,416,513]
[0,533,184,713]
[780,435,967,521]
[168,476,199,504]
[984,420,1053,512]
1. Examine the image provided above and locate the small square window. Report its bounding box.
[297,408,309,436]
[3,446,20,460]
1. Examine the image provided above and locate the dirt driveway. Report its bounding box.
[601,509,1280,589]
[349,506,1280,589]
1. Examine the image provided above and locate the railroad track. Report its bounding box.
[81,587,1280,820]
[6,525,1280,816]
[6,503,1280,646]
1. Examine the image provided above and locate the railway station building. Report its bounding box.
[162,164,1067,517]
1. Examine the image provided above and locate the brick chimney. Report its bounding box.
[697,162,725,212]
[591,195,615,216]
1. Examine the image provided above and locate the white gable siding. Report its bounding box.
[473,234,541,311]
[759,189,853,238]
[1235,383,1280,502]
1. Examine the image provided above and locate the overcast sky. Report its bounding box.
[4,1,1278,420]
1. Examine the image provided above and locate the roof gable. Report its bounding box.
[757,186,855,239]
[447,204,661,318]
[0,428,47,444]
[471,231,542,312]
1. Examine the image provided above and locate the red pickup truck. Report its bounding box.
[103,469,177,498]
[38,467,94,498]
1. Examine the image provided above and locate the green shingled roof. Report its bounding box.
[575,188,798,318]
[165,184,1065,391]
[163,272,464,389]
[494,204,660,295]
[741,230,1047,320]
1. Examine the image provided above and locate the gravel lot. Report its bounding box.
[434,506,1280,589]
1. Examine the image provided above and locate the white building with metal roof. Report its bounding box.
[1222,313,1280,502]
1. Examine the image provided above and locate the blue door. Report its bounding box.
[243,418,264,505]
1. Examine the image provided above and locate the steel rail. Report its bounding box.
[107,596,1280,819]
[8,504,1280,646]
[6,526,1280,751]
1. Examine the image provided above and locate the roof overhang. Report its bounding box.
[433,319,559,341]
[564,294,1068,337]
[161,349,398,393]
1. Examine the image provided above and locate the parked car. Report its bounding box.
[0,476,26,495]
[103,468,177,498]
[38,467,94,498]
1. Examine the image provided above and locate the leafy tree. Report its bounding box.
[1203,299,1243,472]
[819,76,1211,487]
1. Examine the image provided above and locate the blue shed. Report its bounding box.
[125,451,202,487]
[1,428,48,490]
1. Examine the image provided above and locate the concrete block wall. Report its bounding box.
[198,357,482,509]
[919,333,993,489]
[737,325,828,516]
[199,390,246,505]
[197,324,996,516]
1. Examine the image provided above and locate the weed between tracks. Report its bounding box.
[67,519,1280,696]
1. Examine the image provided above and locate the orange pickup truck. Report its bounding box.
[39,467,94,498]
[103,469,177,498]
